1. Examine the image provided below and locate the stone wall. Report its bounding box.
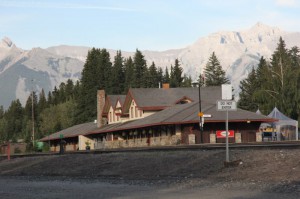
[95,135,182,149]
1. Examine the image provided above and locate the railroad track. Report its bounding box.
[1,141,300,160]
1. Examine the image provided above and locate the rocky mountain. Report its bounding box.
[0,37,84,108]
[1,23,300,108]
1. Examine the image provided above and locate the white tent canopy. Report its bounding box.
[268,107,298,141]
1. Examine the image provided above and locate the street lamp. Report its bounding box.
[192,82,203,143]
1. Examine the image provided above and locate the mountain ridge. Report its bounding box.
[1,23,300,108]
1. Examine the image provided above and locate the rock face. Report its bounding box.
[1,23,300,108]
[0,38,84,108]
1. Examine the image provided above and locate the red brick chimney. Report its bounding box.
[162,83,170,89]
[97,90,106,128]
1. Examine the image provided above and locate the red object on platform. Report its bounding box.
[216,130,235,138]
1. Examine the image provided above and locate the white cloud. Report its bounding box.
[275,0,296,6]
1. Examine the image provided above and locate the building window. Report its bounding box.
[135,107,138,118]
[140,110,143,117]
[131,107,133,118]
[109,112,112,123]
[113,111,115,122]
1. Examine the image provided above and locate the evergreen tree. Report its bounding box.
[289,46,300,119]
[38,89,47,114]
[124,57,134,93]
[181,74,192,87]
[238,68,259,111]
[204,52,229,86]
[100,49,113,93]
[111,50,125,94]
[132,49,147,88]
[5,100,23,140]
[75,48,112,123]
[198,73,205,87]
[65,79,75,100]
[24,92,38,122]
[254,57,274,114]
[238,38,300,121]
[58,82,66,103]
[47,91,53,106]
[170,59,183,87]
[51,86,59,105]
[0,106,4,119]
[143,68,150,88]
[75,48,101,123]
[289,46,300,68]
[73,80,81,101]
[157,67,163,86]
[0,117,8,141]
[148,62,158,88]
[269,37,293,116]
[163,67,170,83]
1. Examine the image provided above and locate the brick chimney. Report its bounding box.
[97,90,106,128]
[162,83,170,89]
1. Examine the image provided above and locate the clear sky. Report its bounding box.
[0,0,300,51]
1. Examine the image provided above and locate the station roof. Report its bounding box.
[122,86,222,112]
[40,122,99,141]
[42,86,278,141]
[87,101,277,135]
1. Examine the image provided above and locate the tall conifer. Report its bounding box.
[204,52,229,86]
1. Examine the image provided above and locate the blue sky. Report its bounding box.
[0,0,300,51]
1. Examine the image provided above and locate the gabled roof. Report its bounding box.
[40,122,98,141]
[122,87,222,113]
[103,95,126,114]
[118,95,126,105]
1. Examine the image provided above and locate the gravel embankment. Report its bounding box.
[1,148,300,198]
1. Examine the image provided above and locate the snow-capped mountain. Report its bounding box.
[1,23,300,108]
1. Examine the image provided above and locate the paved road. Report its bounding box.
[0,177,298,199]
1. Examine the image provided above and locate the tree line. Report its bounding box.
[3,49,232,144]
[238,37,300,121]
[2,37,296,145]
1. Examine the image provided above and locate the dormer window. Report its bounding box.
[176,96,193,105]
[135,107,138,118]
[140,110,143,117]
[130,107,134,118]
[109,112,112,122]
[178,99,190,104]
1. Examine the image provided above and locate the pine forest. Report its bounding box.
[0,38,299,148]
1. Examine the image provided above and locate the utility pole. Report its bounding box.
[31,80,35,147]
[198,84,203,143]
[193,81,204,143]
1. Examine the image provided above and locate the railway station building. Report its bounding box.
[41,85,277,152]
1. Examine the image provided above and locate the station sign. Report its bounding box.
[217,100,237,111]
[216,130,235,138]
